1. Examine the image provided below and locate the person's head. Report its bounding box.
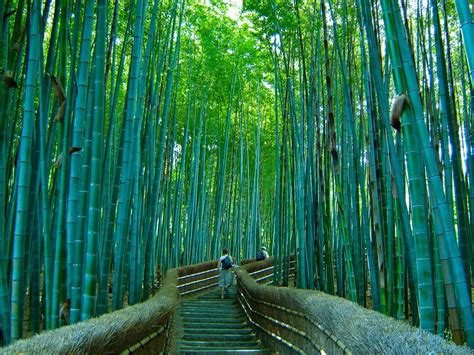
[222,248,228,255]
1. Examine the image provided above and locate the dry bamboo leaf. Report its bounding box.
[68,147,82,154]
[54,153,63,169]
[390,94,410,132]
[3,10,16,20]
[11,28,24,52]
[54,102,66,122]
[49,74,66,103]
[4,71,18,89]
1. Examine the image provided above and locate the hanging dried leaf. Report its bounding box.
[49,74,66,103]
[54,153,63,169]
[3,10,16,20]
[54,102,66,122]
[11,28,23,52]
[5,71,18,89]
[68,147,82,154]
[390,94,410,132]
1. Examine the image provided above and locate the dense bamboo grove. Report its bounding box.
[0,0,473,348]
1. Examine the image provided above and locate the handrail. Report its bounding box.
[177,263,219,296]
[237,280,346,354]
[178,267,217,281]
[177,274,219,289]
[248,265,274,276]
[235,260,471,354]
[238,288,305,354]
[175,257,279,297]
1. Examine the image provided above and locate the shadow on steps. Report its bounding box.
[171,287,272,354]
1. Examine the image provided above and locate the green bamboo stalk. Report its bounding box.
[36,27,54,335]
[272,34,282,286]
[356,0,419,314]
[328,2,362,302]
[129,0,149,306]
[185,99,204,263]
[97,4,133,316]
[82,0,107,320]
[143,0,180,279]
[63,0,81,300]
[170,81,192,268]
[0,254,9,345]
[131,0,160,302]
[143,53,160,288]
[431,214,445,334]
[52,0,75,328]
[460,35,474,279]
[197,124,209,262]
[28,199,41,334]
[244,111,252,259]
[249,88,261,261]
[379,0,435,331]
[454,0,474,84]
[96,57,117,313]
[381,0,474,344]
[393,188,405,320]
[432,0,471,292]
[112,0,147,311]
[10,0,41,341]
[67,0,95,323]
[306,41,318,290]
[212,72,236,257]
[0,0,12,331]
[284,42,307,289]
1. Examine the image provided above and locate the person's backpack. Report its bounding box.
[256,250,265,261]
[222,255,232,269]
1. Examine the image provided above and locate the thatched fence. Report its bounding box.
[1,268,178,354]
[3,257,473,354]
[236,259,473,354]
[1,259,226,354]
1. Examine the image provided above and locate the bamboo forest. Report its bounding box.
[0,0,474,350]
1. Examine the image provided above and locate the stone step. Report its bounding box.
[179,309,242,317]
[197,292,237,299]
[179,321,251,329]
[197,295,237,300]
[175,348,272,354]
[180,328,253,335]
[180,314,247,322]
[183,333,256,341]
[181,300,237,305]
[176,340,261,348]
[182,301,238,308]
[181,303,237,309]
[178,306,242,317]
[181,300,239,306]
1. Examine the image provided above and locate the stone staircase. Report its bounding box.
[173,287,270,354]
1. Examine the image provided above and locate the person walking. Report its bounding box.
[256,246,269,261]
[218,248,233,299]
